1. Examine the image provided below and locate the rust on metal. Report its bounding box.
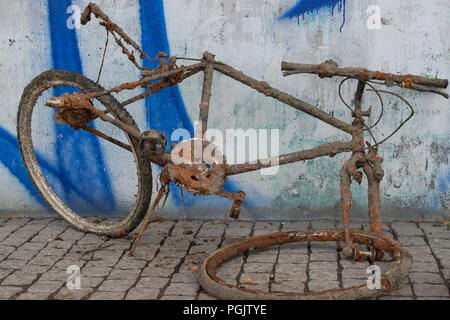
[39,3,450,300]
[198,229,412,300]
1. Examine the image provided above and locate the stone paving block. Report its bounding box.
[165,282,199,296]
[309,268,338,281]
[419,222,449,234]
[141,266,174,278]
[77,234,108,245]
[342,278,367,288]
[4,218,29,227]
[59,228,85,241]
[160,295,196,300]
[0,286,22,299]
[136,277,169,289]
[431,248,450,261]
[409,272,444,284]
[7,249,36,261]
[271,280,305,293]
[309,241,339,253]
[20,242,46,251]
[127,246,157,261]
[171,220,203,240]
[254,222,280,231]
[81,277,105,288]
[309,261,337,270]
[391,222,422,236]
[97,279,134,292]
[40,247,68,257]
[28,254,60,266]
[40,269,71,281]
[0,246,16,256]
[310,252,337,262]
[2,271,38,286]
[196,221,227,238]
[243,263,274,273]
[53,258,86,270]
[1,237,33,247]
[308,280,340,292]
[216,267,240,281]
[27,218,53,227]
[189,243,219,255]
[126,287,159,300]
[246,252,278,263]
[397,236,428,247]
[171,272,198,283]
[28,280,63,293]
[224,222,252,238]
[0,259,28,269]
[275,263,307,275]
[428,239,450,249]
[277,253,308,265]
[197,292,218,300]
[16,292,51,300]
[0,268,15,280]
[278,242,308,254]
[108,269,141,280]
[341,267,369,279]
[115,258,147,270]
[89,291,126,300]
[413,283,449,297]
[47,240,74,250]
[54,287,93,300]
[82,266,111,277]
[220,256,244,269]
[239,273,270,292]
[411,262,440,273]
[159,237,191,253]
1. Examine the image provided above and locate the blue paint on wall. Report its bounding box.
[280,0,346,32]
[47,0,115,213]
[0,128,47,207]
[138,0,245,209]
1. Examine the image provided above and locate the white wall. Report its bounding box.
[0,0,448,220]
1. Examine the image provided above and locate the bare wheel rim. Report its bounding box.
[199,229,412,300]
[17,70,152,235]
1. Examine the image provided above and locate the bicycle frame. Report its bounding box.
[45,3,448,260]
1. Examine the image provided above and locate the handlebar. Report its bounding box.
[281,59,448,98]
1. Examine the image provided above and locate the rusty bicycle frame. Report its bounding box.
[43,4,448,299]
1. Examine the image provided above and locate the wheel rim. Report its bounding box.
[199,229,412,300]
[18,76,148,235]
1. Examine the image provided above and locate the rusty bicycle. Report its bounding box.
[17,3,448,299]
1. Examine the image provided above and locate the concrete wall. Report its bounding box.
[0,0,449,221]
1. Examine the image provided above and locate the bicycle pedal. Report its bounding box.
[229,191,246,219]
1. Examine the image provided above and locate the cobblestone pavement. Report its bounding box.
[0,216,449,300]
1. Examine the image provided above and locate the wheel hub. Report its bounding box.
[165,138,227,195]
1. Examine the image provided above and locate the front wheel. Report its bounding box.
[17,70,152,236]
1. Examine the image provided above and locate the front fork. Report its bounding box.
[340,80,385,262]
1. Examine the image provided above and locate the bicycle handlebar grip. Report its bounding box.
[80,3,95,25]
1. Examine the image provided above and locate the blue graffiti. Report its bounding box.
[47,0,115,213]
[0,127,47,206]
[0,0,253,214]
[139,0,242,208]
[280,0,346,32]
